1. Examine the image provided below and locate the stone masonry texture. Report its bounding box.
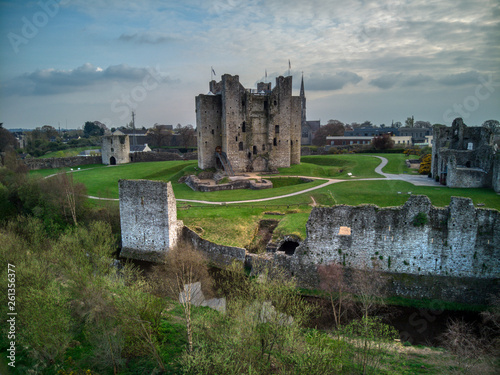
[119,179,182,262]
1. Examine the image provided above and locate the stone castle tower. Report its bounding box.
[101,134,130,165]
[119,179,182,261]
[196,74,301,173]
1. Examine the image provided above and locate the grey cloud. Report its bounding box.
[370,73,434,89]
[370,74,402,89]
[118,32,178,44]
[437,71,482,86]
[305,71,363,91]
[401,74,434,87]
[4,63,174,96]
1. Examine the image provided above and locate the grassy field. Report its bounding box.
[32,154,500,247]
[37,146,100,158]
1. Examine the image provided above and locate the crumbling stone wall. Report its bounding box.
[24,155,102,170]
[293,195,499,279]
[183,227,246,265]
[432,118,497,190]
[119,179,182,262]
[196,74,301,173]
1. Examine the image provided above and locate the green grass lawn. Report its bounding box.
[37,146,100,158]
[272,154,383,179]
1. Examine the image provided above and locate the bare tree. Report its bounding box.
[151,243,213,353]
[318,262,353,327]
[350,265,388,319]
[441,319,487,373]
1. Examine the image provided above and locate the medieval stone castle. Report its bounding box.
[196,74,302,173]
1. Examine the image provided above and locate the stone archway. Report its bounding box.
[110,156,116,165]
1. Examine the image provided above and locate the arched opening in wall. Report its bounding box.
[253,145,257,155]
[110,156,116,165]
[278,240,299,255]
[239,142,243,151]
[242,121,246,132]
[466,161,471,168]
[273,138,277,146]
[248,152,252,159]
[275,125,280,134]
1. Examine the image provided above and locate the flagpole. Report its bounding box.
[211,66,213,81]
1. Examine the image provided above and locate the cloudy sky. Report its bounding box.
[1,0,499,130]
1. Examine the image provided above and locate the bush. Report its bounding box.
[419,154,432,175]
[412,212,428,227]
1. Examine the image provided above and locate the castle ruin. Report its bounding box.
[101,133,130,165]
[196,74,302,173]
[119,179,182,261]
[432,118,499,191]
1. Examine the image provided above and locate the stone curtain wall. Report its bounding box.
[24,155,102,170]
[295,195,500,279]
[119,179,182,262]
[182,227,246,265]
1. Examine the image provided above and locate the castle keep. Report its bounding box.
[196,74,302,173]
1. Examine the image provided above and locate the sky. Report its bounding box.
[0,0,499,130]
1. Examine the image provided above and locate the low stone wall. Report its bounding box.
[129,151,183,162]
[25,151,198,170]
[24,156,102,170]
[185,175,273,192]
[182,227,246,265]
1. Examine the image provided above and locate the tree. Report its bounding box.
[152,243,213,354]
[415,120,431,129]
[393,121,402,128]
[350,265,388,319]
[371,134,394,150]
[318,263,353,328]
[176,124,196,148]
[147,126,173,148]
[312,120,345,146]
[361,120,373,128]
[83,121,104,138]
[41,125,59,139]
[0,124,19,152]
[405,116,415,128]
[482,119,500,135]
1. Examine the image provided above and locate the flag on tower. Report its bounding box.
[288,60,291,70]
[211,67,216,76]
[265,69,267,80]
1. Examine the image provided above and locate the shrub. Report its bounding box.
[412,212,428,227]
[419,154,432,175]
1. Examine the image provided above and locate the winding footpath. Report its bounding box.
[79,156,440,204]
